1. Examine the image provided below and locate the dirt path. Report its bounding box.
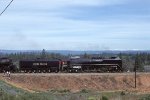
[0,73,150,93]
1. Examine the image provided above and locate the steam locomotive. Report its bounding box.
[0,57,16,73]
[0,57,122,73]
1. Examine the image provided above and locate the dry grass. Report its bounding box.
[0,73,150,93]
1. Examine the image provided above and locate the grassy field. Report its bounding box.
[0,80,150,100]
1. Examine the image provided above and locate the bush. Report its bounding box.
[58,89,70,93]
[80,89,89,93]
[101,95,109,100]
[50,89,70,93]
[120,91,125,96]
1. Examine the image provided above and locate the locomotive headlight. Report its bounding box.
[62,62,64,64]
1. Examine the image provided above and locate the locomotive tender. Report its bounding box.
[0,57,122,73]
[19,59,61,73]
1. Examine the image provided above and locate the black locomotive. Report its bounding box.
[66,57,122,73]
[0,57,122,73]
[0,57,16,72]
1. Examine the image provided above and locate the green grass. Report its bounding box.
[139,95,150,100]
[0,80,26,95]
[88,96,97,100]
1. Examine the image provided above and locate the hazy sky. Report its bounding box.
[0,0,150,50]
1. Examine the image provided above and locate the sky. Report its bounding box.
[0,0,150,50]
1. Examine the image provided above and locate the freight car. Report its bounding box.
[19,59,61,73]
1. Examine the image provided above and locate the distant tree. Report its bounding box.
[41,49,46,59]
[118,53,122,59]
[135,53,144,71]
[147,54,150,64]
[83,53,90,59]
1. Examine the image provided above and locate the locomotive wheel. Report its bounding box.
[24,70,27,73]
[75,69,78,73]
[55,70,58,73]
[48,70,51,73]
[38,70,41,73]
[69,70,72,73]
[33,70,36,73]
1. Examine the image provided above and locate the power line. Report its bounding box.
[0,0,14,16]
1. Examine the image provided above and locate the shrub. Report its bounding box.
[101,95,109,100]
[120,91,125,96]
[139,95,150,100]
[80,89,89,93]
[58,89,70,93]
[50,89,70,93]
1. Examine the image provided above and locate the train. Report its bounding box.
[0,57,122,73]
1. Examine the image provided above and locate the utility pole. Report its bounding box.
[135,63,137,88]
[134,54,138,88]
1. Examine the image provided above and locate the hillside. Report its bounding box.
[1,73,150,93]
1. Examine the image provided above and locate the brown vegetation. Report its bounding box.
[0,73,150,93]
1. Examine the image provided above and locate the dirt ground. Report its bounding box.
[0,73,150,93]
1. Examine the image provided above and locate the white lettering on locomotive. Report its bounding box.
[33,63,39,66]
[33,63,47,66]
[40,63,47,65]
